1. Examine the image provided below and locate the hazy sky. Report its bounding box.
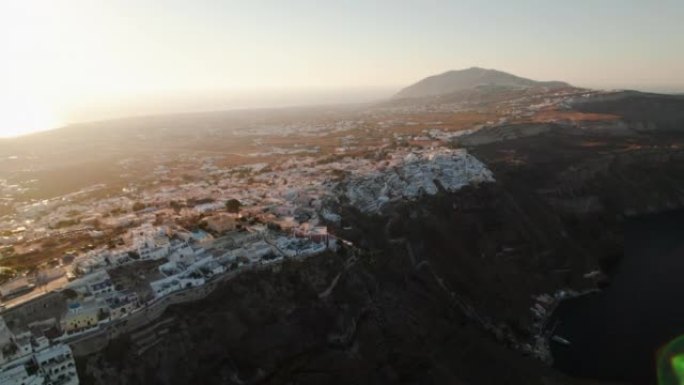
[1,0,683,136]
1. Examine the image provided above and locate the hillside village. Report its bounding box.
[0,140,496,384]
[0,217,335,385]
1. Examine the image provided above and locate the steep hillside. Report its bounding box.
[570,91,684,131]
[77,129,684,385]
[77,250,582,385]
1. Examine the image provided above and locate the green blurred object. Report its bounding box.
[658,336,684,385]
[672,355,684,383]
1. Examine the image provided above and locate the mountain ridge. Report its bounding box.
[395,67,572,99]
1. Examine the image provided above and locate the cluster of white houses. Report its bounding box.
[60,223,333,334]
[0,316,77,385]
[0,133,498,385]
[0,221,335,385]
[343,148,495,213]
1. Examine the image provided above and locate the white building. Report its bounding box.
[138,244,169,261]
[34,344,78,385]
[167,241,197,265]
[65,270,113,297]
[149,275,205,299]
[133,225,171,260]
[0,364,44,385]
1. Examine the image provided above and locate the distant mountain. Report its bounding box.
[394,67,571,99]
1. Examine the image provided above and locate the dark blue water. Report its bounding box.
[550,210,684,385]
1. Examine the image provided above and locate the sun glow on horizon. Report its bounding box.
[0,98,62,138]
[0,1,66,138]
[1,0,682,138]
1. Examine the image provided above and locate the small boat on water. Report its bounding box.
[551,335,572,346]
